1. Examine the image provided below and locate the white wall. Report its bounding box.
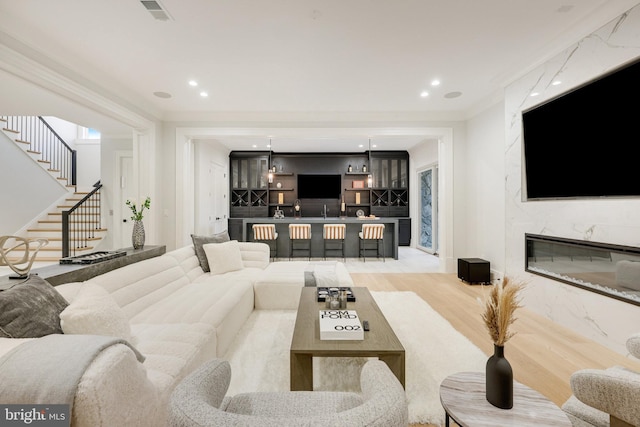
[0,131,67,234]
[503,4,640,355]
[42,116,78,148]
[75,140,101,187]
[465,101,506,277]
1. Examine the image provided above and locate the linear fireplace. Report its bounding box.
[525,234,640,307]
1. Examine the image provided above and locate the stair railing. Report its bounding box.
[1,116,76,188]
[62,181,102,258]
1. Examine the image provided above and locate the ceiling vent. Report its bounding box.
[140,0,173,21]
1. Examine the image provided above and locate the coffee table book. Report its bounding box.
[319,310,364,340]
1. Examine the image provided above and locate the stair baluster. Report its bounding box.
[62,181,102,258]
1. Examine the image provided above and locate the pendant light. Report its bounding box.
[367,138,373,188]
[268,138,274,184]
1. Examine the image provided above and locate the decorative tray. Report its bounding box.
[59,250,127,265]
[316,287,356,302]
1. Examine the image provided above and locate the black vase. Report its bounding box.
[486,344,513,409]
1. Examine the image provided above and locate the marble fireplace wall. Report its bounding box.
[504,4,640,355]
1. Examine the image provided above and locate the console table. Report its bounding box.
[241,217,399,259]
[0,245,166,288]
[439,372,571,426]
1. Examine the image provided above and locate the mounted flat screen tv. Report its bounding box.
[522,57,640,200]
[297,174,341,199]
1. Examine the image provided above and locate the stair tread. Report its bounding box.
[38,219,99,223]
[49,212,101,215]
[28,228,108,232]
[37,246,95,252]
[2,127,19,133]
[30,237,102,242]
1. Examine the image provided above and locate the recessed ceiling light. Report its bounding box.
[200,91,208,97]
[444,91,462,99]
[420,91,429,97]
[153,91,172,99]
[188,80,198,87]
[431,79,441,86]
[530,92,540,97]
[252,144,257,148]
[372,144,378,148]
[266,144,271,148]
[552,80,562,86]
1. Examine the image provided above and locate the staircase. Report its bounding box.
[1,116,77,190]
[24,191,107,261]
[1,116,107,262]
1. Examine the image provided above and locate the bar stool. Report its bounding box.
[359,223,385,262]
[252,224,278,260]
[289,223,312,260]
[323,224,346,261]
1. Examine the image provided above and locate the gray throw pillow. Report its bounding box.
[0,275,69,338]
[191,231,231,272]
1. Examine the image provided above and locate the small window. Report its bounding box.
[79,127,101,139]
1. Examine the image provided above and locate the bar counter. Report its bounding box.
[241,217,398,259]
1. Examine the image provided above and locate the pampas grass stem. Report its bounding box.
[482,277,523,346]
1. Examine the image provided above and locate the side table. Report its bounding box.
[439,371,571,426]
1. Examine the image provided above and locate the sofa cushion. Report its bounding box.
[59,282,133,342]
[0,275,68,338]
[204,240,244,275]
[254,261,354,310]
[191,232,230,272]
[88,254,191,320]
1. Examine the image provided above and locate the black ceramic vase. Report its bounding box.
[486,344,513,409]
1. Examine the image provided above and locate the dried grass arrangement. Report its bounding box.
[482,277,524,346]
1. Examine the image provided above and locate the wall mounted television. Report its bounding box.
[522,57,640,200]
[297,174,341,199]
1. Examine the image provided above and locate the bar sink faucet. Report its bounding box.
[322,204,327,218]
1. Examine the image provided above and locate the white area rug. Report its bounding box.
[223,291,487,425]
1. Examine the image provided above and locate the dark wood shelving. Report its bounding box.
[229,150,409,242]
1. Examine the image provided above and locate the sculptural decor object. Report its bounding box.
[0,236,49,279]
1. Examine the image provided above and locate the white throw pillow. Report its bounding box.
[59,282,133,342]
[203,240,244,275]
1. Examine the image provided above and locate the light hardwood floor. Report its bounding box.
[351,272,640,427]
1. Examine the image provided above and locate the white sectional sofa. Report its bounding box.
[0,241,353,426]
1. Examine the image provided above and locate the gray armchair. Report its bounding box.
[169,358,408,427]
[562,333,640,427]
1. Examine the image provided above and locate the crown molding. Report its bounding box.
[0,31,157,131]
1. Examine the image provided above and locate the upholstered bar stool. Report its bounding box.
[323,223,346,261]
[288,223,312,260]
[359,223,385,262]
[252,224,278,260]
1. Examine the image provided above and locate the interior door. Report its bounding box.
[212,162,227,233]
[195,161,227,235]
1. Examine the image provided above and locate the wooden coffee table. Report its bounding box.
[439,372,572,426]
[290,286,405,390]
